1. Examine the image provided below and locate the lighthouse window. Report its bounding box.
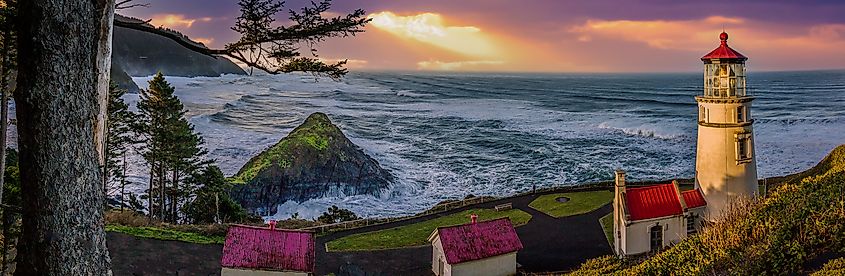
[736,132,753,162]
[699,107,706,122]
[737,106,745,123]
[738,138,748,160]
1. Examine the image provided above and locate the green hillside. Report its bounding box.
[570,145,845,275]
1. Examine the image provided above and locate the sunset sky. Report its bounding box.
[121,0,845,72]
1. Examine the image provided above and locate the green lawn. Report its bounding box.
[326,208,532,251]
[528,190,612,218]
[106,225,226,244]
[599,213,613,247]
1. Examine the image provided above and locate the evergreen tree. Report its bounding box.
[1,148,19,273]
[318,205,360,224]
[0,0,16,218]
[135,72,207,222]
[105,81,134,208]
[183,165,254,224]
[136,72,177,220]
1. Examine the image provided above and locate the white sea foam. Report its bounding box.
[111,71,845,220]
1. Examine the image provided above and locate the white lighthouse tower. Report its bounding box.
[695,32,758,220]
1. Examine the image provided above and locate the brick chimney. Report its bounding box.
[470,214,478,224]
[268,220,277,230]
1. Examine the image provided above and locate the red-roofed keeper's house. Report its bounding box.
[428,217,524,276]
[221,223,315,276]
[612,170,707,256]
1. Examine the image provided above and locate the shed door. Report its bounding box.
[650,225,663,252]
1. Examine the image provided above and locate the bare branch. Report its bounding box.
[116,0,149,10]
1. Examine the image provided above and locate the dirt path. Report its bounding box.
[108,189,613,275]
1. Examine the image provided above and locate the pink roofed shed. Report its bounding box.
[428,217,523,276]
[221,224,315,275]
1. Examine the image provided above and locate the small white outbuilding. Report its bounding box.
[428,216,523,276]
[612,170,707,256]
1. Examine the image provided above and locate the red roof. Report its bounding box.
[434,218,523,264]
[701,32,747,61]
[221,225,315,272]
[682,189,707,209]
[625,183,684,221]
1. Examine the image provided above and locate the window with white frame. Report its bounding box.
[736,132,753,161]
[687,215,697,234]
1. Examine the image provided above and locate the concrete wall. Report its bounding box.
[450,252,517,276]
[221,267,309,276]
[622,215,686,256]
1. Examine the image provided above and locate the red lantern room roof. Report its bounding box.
[701,32,747,61]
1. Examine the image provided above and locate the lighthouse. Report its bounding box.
[695,32,758,220]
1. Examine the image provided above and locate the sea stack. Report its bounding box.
[229,112,393,216]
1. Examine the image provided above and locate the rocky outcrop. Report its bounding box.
[229,113,393,215]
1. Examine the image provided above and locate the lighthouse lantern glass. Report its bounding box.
[703,62,746,98]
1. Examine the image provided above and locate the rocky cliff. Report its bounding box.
[229,113,393,215]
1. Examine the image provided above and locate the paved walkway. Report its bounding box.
[315,191,613,275]
[108,189,613,275]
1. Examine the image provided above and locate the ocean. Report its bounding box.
[122,70,845,219]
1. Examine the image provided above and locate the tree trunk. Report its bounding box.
[147,161,154,220]
[171,169,178,224]
[95,0,115,167]
[13,0,114,274]
[0,19,12,209]
[121,151,126,211]
[159,164,165,220]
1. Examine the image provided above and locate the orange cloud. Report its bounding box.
[570,16,845,53]
[368,12,499,57]
[417,60,504,71]
[570,16,745,50]
[319,58,369,69]
[150,14,212,29]
[192,37,214,45]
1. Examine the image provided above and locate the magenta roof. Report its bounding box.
[433,218,523,264]
[221,225,315,272]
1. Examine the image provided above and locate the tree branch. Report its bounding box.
[116,0,149,10]
[113,0,370,78]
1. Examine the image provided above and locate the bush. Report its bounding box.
[318,205,360,224]
[568,145,845,275]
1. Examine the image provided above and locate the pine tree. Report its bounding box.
[105,81,134,208]
[183,165,253,224]
[136,72,207,222]
[0,0,16,218]
[136,72,177,220]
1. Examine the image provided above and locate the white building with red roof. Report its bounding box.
[428,217,524,276]
[220,222,315,276]
[612,170,707,256]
